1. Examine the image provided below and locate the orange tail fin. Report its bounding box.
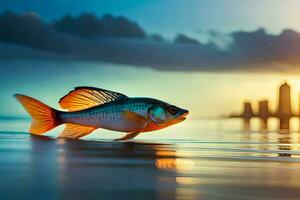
[14,94,61,135]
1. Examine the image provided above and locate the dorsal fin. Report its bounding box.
[59,86,127,111]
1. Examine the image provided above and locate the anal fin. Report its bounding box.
[59,123,96,139]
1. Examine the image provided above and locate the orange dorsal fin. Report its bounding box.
[59,86,128,111]
[59,123,96,139]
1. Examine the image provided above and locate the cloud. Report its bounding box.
[230,28,300,65]
[174,34,200,45]
[207,30,232,50]
[53,13,147,39]
[1,11,300,72]
[0,11,68,52]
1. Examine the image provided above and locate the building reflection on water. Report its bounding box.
[278,134,292,157]
[240,117,300,158]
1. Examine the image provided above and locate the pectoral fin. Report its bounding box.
[114,132,140,141]
[59,123,96,139]
[123,111,147,126]
[115,111,147,141]
[115,112,147,141]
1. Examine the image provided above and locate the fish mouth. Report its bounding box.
[177,110,189,122]
[167,110,189,125]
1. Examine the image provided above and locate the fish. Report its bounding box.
[14,86,189,141]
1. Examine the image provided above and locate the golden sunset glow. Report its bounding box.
[3,1,300,200]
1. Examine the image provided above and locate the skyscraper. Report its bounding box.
[277,82,292,130]
[241,101,253,130]
[277,82,292,118]
[258,100,269,129]
[241,102,254,119]
[258,100,269,119]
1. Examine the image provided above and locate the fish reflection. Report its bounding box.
[29,135,183,199]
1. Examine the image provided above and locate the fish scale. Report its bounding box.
[60,98,155,132]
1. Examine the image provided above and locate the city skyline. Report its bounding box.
[230,81,300,130]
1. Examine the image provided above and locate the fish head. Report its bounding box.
[149,103,189,127]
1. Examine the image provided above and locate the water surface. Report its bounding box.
[1,118,300,200]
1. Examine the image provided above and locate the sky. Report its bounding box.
[1,0,300,38]
[1,0,300,118]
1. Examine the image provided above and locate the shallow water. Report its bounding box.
[1,118,300,200]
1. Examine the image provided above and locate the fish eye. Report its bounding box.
[168,106,178,115]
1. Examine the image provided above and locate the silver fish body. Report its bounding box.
[59,98,160,132]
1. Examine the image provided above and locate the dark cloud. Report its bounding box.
[1,11,300,72]
[53,13,147,39]
[230,28,300,65]
[0,11,67,52]
[0,42,62,59]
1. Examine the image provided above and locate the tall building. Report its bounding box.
[277,82,292,118]
[258,100,269,130]
[258,100,269,119]
[241,102,254,119]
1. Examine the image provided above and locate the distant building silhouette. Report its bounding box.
[258,100,269,129]
[277,82,292,118]
[241,102,254,119]
[258,100,269,119]
[240,102,253,130]
[277,82,292,130]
